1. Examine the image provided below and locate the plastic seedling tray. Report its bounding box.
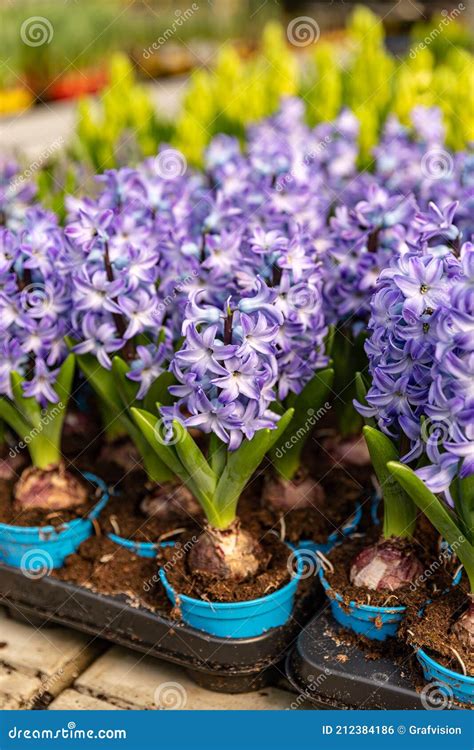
[286,607,426,709]
[0,561,321,694]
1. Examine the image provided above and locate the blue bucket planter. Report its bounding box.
[416,648,474,706]
[298,501,362,555]
[160,546,304,638]
[0,472,109,572]
[107,533,175,558]
[319,568,406,641]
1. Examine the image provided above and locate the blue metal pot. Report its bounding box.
[417,648,474,706]
[319,567,406,641]
[160,545,304,638]
[107,533,175,558]
[298,500,362,555]
[0,472,109,572]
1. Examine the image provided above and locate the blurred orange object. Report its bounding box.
[45,67,109,101]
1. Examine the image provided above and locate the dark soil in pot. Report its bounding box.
[0,475,100,529]
[52,535,171,614]
[100,477,201,544]
[159,531,293,604]
[240,448,372,545]
[241,489,361,546]
[403,584,474,677]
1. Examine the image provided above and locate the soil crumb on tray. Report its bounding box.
[404,584,474,677]
[52,536,170,613]
[159,532,292,603]
[0,476,100,529]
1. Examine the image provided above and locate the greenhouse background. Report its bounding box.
[0,0,473,720]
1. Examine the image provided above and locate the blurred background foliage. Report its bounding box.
[2,2,473,182]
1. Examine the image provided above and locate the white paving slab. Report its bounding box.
[0,607,102,679]
[49,689,121,711]
[0,665,43,709]
[76,646,294,710]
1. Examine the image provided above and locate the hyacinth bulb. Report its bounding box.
[263,471,325,512]
[0,451,26,481]
[187,520,268,582]
[451,598,474,651]
[14,465,88,512]
[324,433,371,467]
[350,539,423,592]
[140,483,201,522]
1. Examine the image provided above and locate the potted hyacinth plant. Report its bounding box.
[132,279,304,637]
[64,161,211,551]
[319,201,466,641]
[320,106,467,469]
[0,212,108,571]
[198,105,355,527]
[388,240,473,704]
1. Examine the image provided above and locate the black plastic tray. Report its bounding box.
[0,562,320,694]
[286,608,425,709]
